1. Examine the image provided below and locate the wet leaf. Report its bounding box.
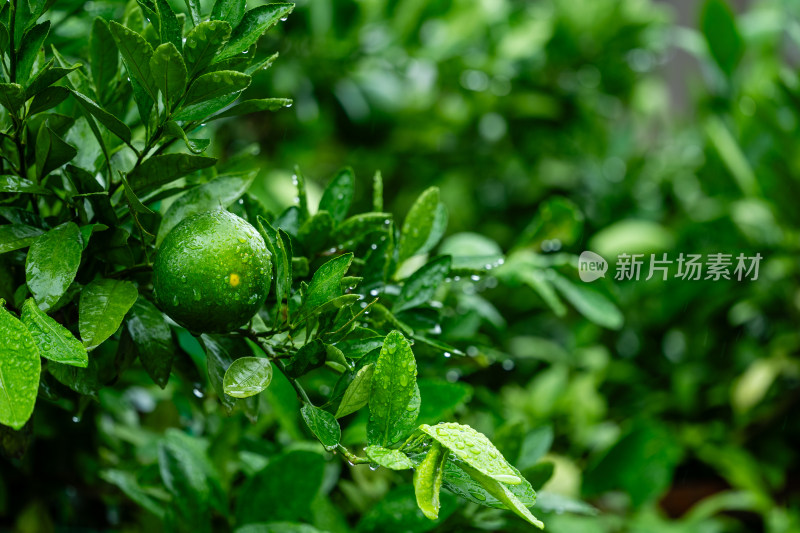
[16,21,49,84]
[335,363,374,418]
[21,298,87,367]
[0,302,41,430]
[257,216,291,308]
[79,278,139,350]
[126,297,175,388]
[365,445,414,470]
[318,167,354,223]
[150,42,187,107]
[399,186,440,262]
[368,330,418,446]
[210,0,247,27]
[218,3,294,60]
[0,224,44,254]
[0,83,24,113]
[25,222,82,311]
[413,441,448,520]
[209,97,293,120]
[71,90,133,144]
[300,253,353,315]
[89,18,118,100]
[393,255,451,313]
[109,21,158,102]
[183,20,232,78]
[300,403,341,449]
[223,356,273,398]
[128,153,216,193]
[183,70,250,108]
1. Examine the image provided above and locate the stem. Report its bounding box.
[247,330,311,404]
[335,444,371,465]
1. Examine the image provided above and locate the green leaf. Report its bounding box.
[182,69,250,108]
[150,42,187,108]
[211,0,247,27]
[236,451,325,524]
[79,278,139,350]
[438,459,536,509]
[457,461,544,529]
[156,0,182,51]
[334,362,374,418]
[300,253,353,315]
[416,379,472,426]
[0,22,8,58]
[283,339,326,378]
[156,172,255,245]
[357,485,457,533]
[183,0,201,26]
[701,0,742,77]
[0,224,44,254]
[368,330,418,446]
[70,90,133,144]
[201,334,257,414]
[365,445,414,470]
[109,21,158,102]
[223,356,273,398]
[28,86,70,115]
[418,423,521,484]
[335,335,384,360]
[0,302,40,430]
[399,186,440,262]
[0,175,49,194]
[549,272,623,330]
[235,524,324,533]
[100,470,165,519]
[35,126,77,179]
[0,83,25,113]
[318,167,354,223]
[25,222,82,311]
[172,92,240,121]
[21,298,88,367]
[183,20,232,78]
[244,51,279,75]
[413,441,448,520]
[300,403,341,449]
[296,210,333,254]
[16,21,49,84]
[518,426,554,471]
[89,18,118,100]
[256,216,291,308]
[218,3,294,60]
[128,153,217,193]
[394,255,451,313]
[25,63,81,100]
[208,97,292,120]
[126,297,175,388]
[163,120,210,153]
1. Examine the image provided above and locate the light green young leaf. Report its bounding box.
[549,271,623,330]
[211,0,247,27]
[365,445,414,470]
[368,330,418,446]
[89,18,118,100]
[126,297,175,388]
[217,3,294,60]
[413,441,449,520]
[16,21,49,84]
[209,97,292,120]
[150,42,187,108]
[25,222,82,311]
[108,21,158,102]
[335,363,374,418]
[0,302,41,430]
[418,423,521,484]
[79,278,139,350]
[70,90,133,144]
[223,357,273,398]
[300,253,353,315]
[399,186,440,262]
[183,69,250,107]
[393,255,451,313]
[183,20,232,78]
[21,298,88,367]
[128,153,217,193]
[0,83,24,113]
[0,224,44,254]
[458,461,544,529]
[156,172,255,245]
[300,403,341,450]
[318,167,354,223]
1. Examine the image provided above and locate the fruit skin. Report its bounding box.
[153,209,271,333]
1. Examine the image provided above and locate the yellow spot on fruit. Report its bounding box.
[229,273,240,287]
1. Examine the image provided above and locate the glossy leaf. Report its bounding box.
[223,357,273,398]
[156,0,182,51]
[418,423,520,484]
[172,92,241,121]
[439,459,536,509]
[393,255,451,313]
[335,363,374,418]
[183,0,201,26]
[0,175,49,194]
[126,297,175,388]
[0,83,24,113]
[28,86,70,115]
[109,21,158,101]
[89,18,118,100]
[365,445,414,470]
[0,224,44,254]
[71,90,133,144]
[150,42,187,107]
[413,441,448,520]
[163,120,210,153]
[156,172,255,245]
[300,403,341,449]
[25,222,82,311]
[210,0,247,27]
[209,97,293,120]
[128,153,216,193]
[21,298,88,367]
[283,339,326,378]
[201,334,257,413]
[368,330,418,446]
[256,216,291,308]
[16,21,49,84]
[25,64,81,100]
[318,167,354,223]
[183,70,250,108]
[79,278,139,350]
[299,253,353,315]
[334,336,384,360]
[35,126,77,179]
[183,20,232,78]
[218,3,295,60]
[0,303,40,430]
[399,186,440,262]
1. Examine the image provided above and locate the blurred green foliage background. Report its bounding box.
[4,0,800,531]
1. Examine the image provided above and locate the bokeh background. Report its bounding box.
[4,0,800,531]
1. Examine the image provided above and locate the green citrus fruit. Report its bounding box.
[153,209,271,333]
